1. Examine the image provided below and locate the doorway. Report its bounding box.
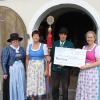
[39,7,97,48]
[0,6,27,49]
[38,7,97,90]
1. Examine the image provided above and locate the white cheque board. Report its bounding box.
[54,47,86,68]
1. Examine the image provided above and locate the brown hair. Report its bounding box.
[32,30,40,37]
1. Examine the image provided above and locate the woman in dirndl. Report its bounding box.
[75,31,100,100]
[1,33,26,100]
[26,30,49,100]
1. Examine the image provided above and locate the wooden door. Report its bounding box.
[0,6,27,48]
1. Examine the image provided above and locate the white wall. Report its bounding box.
[86,0,100,12]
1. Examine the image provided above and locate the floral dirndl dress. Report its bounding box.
[75,44,100,100]
[26,43,48,97]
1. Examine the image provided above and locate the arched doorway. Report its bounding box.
[0,6,27,90]
[28,1,100,43]
[39,7,97,48]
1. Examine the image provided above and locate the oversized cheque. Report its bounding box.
[54,47,86,68]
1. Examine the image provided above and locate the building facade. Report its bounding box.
[0,0,100,91]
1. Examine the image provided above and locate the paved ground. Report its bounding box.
[44,89,76,100]
[0,89,75,100]
[0,76,76,100]
[0,91,2,100]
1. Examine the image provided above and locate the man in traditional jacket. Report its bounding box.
[50,27,74,100]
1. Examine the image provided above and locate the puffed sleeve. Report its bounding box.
[82,46,86,49]
[26,43,30,55]
[1,47,9,75]
[95,45,100,59]
[20,47,26,61]
[43,44,48,55]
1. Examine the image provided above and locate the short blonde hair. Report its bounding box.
[85,31,96,40]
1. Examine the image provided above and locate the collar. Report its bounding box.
[10,45,20,53]
[60,40,66,44]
